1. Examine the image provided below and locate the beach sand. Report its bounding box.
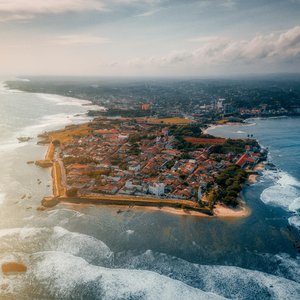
[213,202,251,218]
[248,162,265,184]
[254,162,265,171]
[62,202,211,218]
[248,174,258,184]
[62,201,252,219]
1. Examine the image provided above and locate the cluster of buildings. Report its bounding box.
[59,118,265,202]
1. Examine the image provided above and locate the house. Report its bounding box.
[236,154,255,168]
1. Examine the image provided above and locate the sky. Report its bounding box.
[0,0,300,77]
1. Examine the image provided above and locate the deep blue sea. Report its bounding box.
[0,81,300,299]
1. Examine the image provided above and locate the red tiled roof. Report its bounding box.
[236,154,255,167]
[184,137,226,145]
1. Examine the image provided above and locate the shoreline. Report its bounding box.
[62,202,211,218]
[60,198,249,219]
[213,200,251,218]
[248,162,265,184]
[202,121,247,135]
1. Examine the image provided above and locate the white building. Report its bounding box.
[128,164,141,173]
[198,186,202,202]
[149,183,165,197]
[118,134,128,141]
[216,98,225,110]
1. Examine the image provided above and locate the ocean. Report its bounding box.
[0,81,300,299]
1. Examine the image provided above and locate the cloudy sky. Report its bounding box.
[0,0,299,77]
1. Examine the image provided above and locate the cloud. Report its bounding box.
[137,9,161,17]
[0,0,162,22]
[130,26,300,69]
[0,0,106,22]
[0,0,106,14]
[0,0,237,22]
[0,13,34,23]
[52,34,109,45]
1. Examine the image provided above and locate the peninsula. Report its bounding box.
[36,116,267,217]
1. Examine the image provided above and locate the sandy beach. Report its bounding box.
[202,122,247,135]
[248,162,265,184]
[213,201,251,218]
[248,174,258,184]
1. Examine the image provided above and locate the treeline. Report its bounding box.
[89,109,151,118]
[211,139,259,155]
[169,124,209,151]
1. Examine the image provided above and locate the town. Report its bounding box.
[38,115,267,214]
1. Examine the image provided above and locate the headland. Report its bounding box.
[35,116,267,218]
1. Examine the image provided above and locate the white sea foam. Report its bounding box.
[236,130,245,134]
[18,112,90,138]
[261,185,300,209]
[260,168,300,233]
[46,227,113,264]
[26,251,225,300]
[3,250,299,300]
[15,78,30,82]
[260,170,300,212]
[126,229,135,236]
[0,81,22,94]
[288,215,300,230]
[0,226,113,265]
[37,93,105,111]
[1,227,300,299]
[117,250,300,299]
[289,197,300,212]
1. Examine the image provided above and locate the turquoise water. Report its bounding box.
[0,82,299,299]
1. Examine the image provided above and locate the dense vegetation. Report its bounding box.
[208,165,248,207]
[89,109,151,118]
[169,124,219,151]
[211,138,259,155]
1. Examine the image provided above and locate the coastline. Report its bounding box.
[205,121,267,216]
[248,162,265,184]
[213,200,251,218]
[202,121,247,135]
[62,202,211,218]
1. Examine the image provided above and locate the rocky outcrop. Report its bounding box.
[2,262,27,274]
[41,196,60,208]
[35,160,53,168]
[17,136,32,143]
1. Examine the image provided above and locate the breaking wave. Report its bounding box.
[37,93,105,111]
[1,227,300,299]
[261,170,300,231]
[0,226,113,266]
